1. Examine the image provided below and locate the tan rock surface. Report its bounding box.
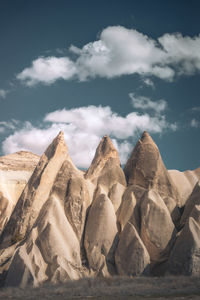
[85,136,126,194]
[5,195,83,287]
[169,205,200,275]
[0,131,68,250]
[180,182,200,227]
[124,131,180,225]
[85,135,120,182]
[108,182,126,214]
[124,132,179,200]
[117,185,146,233]
[169,168,200,207]
[0,151,39,233]
[115,222,150,276]
[140,190,176,263]
[64,175,91,241]
[0,151,39,171]
[84,193,118,276]
[0,130,199,287]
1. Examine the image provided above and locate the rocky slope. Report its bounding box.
[0,131,200,287]
[0,151,39,234]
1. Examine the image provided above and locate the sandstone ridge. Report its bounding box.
[0,130,199,287]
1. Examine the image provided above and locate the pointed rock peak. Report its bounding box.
[44,131,68,160]
[0,131,70,250]
[51,131,66,147]
[141,130,150,139]
[140,131,157,147]
[96,135,119,158]
[124,131,178,202]
[124,131,159,172]
[85,135,120,180]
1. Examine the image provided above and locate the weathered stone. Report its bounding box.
[108,182,126,214]
[84,193,118,276]
[140,190,176,264]
[180,182,200,227]
[115,222,150,276]
[85,136,126,196]
[169,168,200,207]
[5,195,83,287]
[85,135,120,182]
[0,151,39,233]
[124,131,180,225]
[169,205,200,275]
[117,185,146,233]
[65,176,91,241]
[0,131,68,249]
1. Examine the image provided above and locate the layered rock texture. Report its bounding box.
[0,151,39,234]
[0,131,200,287]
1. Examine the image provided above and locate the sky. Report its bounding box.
[0,0,200,171]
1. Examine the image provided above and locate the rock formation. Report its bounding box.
[140,190,176,264]
[0,151,39,233]
[180,182,200,227]
[169,168,200,207]
[84,193,118,276]
[123,132,178,200]
[0,130,199,287]
[123,131,180,226]
[0,131,68,250]
[115,222,150,276]
[169,205,200,275]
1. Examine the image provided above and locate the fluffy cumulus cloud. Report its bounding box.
[17,57,77,86]
[158,33,200,75]
[2,104,176,168]
[129,93,167,114]
[17,26,200,86]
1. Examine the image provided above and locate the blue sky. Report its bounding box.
[0,0,200,170]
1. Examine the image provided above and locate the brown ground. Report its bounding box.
[0,276,200,300]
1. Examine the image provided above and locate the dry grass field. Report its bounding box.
[0,276,200,300]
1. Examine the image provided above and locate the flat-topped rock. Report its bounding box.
[0,151,40,234]
[0,151,39,172]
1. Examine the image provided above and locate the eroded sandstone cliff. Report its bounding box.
[0,131,200,287]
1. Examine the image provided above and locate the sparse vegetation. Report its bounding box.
[0,276,200,299]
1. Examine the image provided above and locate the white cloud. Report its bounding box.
[0,89,8,99]
[2,105,176,168]
[44,105,173,139]
[0,120,19,133]
[129,93,167,114]
[69,26,170,80]
[158,33,200,75]
[191,118,199,128]
[142,78,155,88]
[17,57,76,86]
[17,26,200,86]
